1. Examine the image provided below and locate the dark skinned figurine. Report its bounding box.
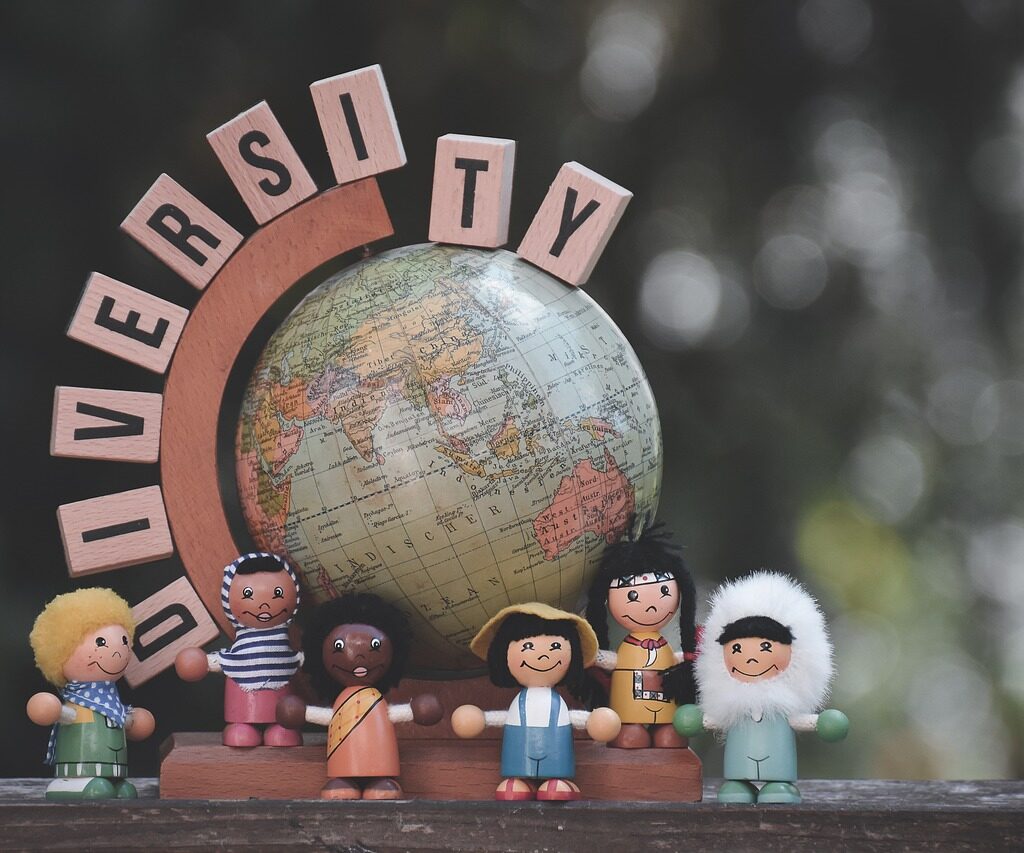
[584,521,698,749]
[276,593,443,800]
[175,552,303,747]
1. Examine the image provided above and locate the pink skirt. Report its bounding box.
[224,678,294,724]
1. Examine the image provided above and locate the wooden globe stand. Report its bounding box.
[160,677,702,801]
[51,64,702,802]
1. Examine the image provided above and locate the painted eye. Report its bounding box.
[660,585,671,597]
[549,641,562,650]
[521,641,535,651]
[627,590,639,602]
[731,643,741,654]
[333,639,346,651]
[242,587,254,599]
[273,587,284,599]
[95,637,107,647]
[370,637,382,650]
[760,641,772,652]
[122,635,129,645]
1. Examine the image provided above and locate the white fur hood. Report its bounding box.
[695,571,834,731]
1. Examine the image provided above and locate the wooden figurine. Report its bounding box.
[275,593,443,799]
[584,521,698,749]
[451,603,621,801]
[674,571,850,804]
[26,588,156,800]
[175,552,304,747]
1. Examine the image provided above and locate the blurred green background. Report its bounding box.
[2,0,1023,780]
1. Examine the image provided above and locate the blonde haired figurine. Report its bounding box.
[674,572,848,804]
[27,588,155,800]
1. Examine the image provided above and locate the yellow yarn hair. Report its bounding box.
[30,588,135,688]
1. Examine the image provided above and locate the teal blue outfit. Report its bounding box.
[500,688,574,780]
[723,713,797,782]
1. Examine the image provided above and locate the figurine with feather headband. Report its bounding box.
[584,518,699,749]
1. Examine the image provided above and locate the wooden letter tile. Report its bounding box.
[516,161,632,286]
[207,101,317,225]
[66,273,188,374]
[428,134,515,248]
[57,485,174,577]
[126,576,219,687]
[310,65,406,185]
[51,386,162,463]
[121,174,243,290]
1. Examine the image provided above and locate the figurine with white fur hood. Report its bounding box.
[674,571,849,804]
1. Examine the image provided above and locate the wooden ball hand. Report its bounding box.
[174,647,210,682]
[411,693,443,727]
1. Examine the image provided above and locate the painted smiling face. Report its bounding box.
[607,575,680,634]
[62,624,132,683]
[229,568,298,629]
[506,634,573,688]
[723,636,793,683]
[323,623,393,688]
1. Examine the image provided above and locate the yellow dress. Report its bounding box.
[609,632,677,725]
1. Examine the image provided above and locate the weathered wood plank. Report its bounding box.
[0,779,1021,852]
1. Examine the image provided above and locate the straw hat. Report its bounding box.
[469,602,599,666]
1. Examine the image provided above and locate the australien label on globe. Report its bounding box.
[236,243,661,673]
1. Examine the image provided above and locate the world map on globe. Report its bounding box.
[235,243,662,672]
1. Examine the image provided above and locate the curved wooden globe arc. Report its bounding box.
[160,179,393,634]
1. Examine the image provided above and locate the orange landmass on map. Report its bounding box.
[435,443,487,478]
[579,416,621,442]
[328,379,393,463]
[272,377,318,422]
[323,290,484,462]
[251,392,305,475]
[532,449,635,560]
[236,448,291,554]
[488,416,522,460]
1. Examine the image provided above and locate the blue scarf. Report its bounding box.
[218,552,302,692]
[45,680,129,765]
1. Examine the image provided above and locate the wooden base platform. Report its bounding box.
[2,778,1023,852]
[159,732,703,801]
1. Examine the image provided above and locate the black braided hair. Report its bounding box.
[581,520,697,706]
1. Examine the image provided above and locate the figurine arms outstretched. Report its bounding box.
[277,694,443,729]
[673,704,848,742]
[452,703,620,742]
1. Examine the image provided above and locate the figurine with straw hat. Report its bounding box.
[451,602,621,801]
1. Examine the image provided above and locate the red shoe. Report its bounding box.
[223,723,262,747]
[495,778,536,801]
[536,779,581,801]
[263,724,302,747]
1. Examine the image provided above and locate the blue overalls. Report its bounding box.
[500,688,575,780]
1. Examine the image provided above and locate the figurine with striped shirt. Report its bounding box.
[175,552,304,747]
[275,593,444,800]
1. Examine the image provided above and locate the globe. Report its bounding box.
[235,243,662,672]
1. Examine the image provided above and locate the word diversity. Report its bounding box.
[49,65,633,688]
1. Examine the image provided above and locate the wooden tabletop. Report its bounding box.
[1,778,1021,851]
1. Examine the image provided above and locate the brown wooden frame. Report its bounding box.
[160,179,393,634]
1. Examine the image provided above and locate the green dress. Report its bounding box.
[53,703,128,778]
